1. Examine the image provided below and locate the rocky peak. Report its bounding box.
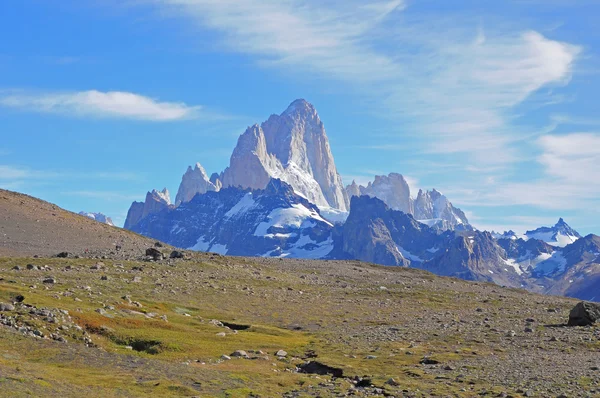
[175,162,218,206]
[151,188,171,206]
[525,218,581,247]
[124,188,173,230]
[283,98,317,118]
[347,174,469,231]
[220,99,348,211]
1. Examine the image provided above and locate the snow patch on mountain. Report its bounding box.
[254,204,332,237]
[79,212,115,226]
[224,193,256,218]
[533,251,568,276]
[525,218,581,248]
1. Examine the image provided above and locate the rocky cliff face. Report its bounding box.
[413,189,470,231]
[175,163,218,206]
[346,174,470,231]
[124,188,173,230]
[221,99,348,211]
[333,195,524,287]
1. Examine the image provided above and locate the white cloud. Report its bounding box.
[64,191,141,202]
[538,133,600,183]
[445,133,600,211]
[158,0,403,82]
[149,1,581,165]
[0,90,200,121]
[0,165,142,183]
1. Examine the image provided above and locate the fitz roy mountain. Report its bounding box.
[123,99,600,302]
[175,99,349,212]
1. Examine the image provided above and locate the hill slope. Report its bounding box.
[0,189,159,257]
[0,190,599,397]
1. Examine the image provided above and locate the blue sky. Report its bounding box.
[1,0,599,234]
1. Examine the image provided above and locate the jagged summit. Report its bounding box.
[220,99,348,211]
[152,188,171,206]
[283,98,317,117]
[175,162,218,206]
[525,218,581,247]
[346,173,469,231]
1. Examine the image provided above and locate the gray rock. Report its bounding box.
[275,350,288,357]
[145,247,164,261]
[170,250,185,259]
[231,350,249,358]
[567,301,600,326]
[0,303,15,311]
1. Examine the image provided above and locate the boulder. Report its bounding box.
[145,248,163,261]
[568,301,600,326]
[0,303,15,311]
[231,350,249,358]
[170,250,185,259]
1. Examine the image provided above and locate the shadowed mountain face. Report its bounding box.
[130,179,334,258]
[346,173,471,231]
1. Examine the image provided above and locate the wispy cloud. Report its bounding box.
[0,90,201,121]
[64,190,141,202]
[0,165,143,183]
[445,132,600,211]
[148,1,581,165]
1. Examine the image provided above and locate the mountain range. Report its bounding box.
[123,99,599,302]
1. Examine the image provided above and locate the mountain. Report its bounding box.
[130,179,334,258]
[497,237,556,274]
[331,195,522,287]
[78,212,115,226]
[3,188,597,398]
[175,163,219,206]
[532,234,600,301]
[124,188,173,230]
[346,173,470,231]
[491,230,518,240]
[525,218,581,247]
[220,99,349,211]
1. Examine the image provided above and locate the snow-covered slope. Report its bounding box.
[525,218,581,247]
[131,179,334,258]
[79,212,115,226]
[221,99,349,211]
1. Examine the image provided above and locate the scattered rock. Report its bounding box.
[420,357,440,365]
[221,355,231,360]
[56,252,70,258]
[0,303,15,311]
[276,350,288,357]
[42,277,56,284]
